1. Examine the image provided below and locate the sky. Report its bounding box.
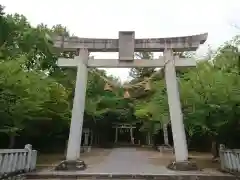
[2,0,240,82]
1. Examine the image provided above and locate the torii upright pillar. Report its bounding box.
[55,48,88,171]
[164,49,197,170]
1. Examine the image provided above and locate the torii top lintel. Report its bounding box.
[53,31,208,53]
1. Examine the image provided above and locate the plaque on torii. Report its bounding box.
[52,31,208,171]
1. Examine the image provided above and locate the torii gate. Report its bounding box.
[53,31,208,171]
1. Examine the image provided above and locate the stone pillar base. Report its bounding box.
[55,160,87,171]
[167,161,199,171]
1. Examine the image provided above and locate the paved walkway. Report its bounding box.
[86,147,173,174]
[33,148,227,176]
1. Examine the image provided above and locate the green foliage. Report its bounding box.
[129,52,155,81]
[0,7,136,149]
[133,37,240,147]
[0,56,70,133]
[1,3,240,150]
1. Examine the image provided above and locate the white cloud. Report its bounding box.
[2,0,240,81]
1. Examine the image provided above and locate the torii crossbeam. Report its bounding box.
[53,31,207,171]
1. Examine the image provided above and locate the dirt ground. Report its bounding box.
[37,147,220,171]
[36,148,112,168]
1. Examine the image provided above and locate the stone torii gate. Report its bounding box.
[53,31,207,171]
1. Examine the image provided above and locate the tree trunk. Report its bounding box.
[90,131,93,145]
[211,140,218,159]
[64,140,68,158]
[8,134,15,148]
[147,132,151,145]
[163,123,169,145]
[187,137,191,147]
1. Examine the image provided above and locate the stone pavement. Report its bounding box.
[28,147,233,178]
[84,147,172,174]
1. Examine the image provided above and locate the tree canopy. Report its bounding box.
[1,4,240,152]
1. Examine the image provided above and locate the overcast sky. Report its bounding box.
[2,0,240,81]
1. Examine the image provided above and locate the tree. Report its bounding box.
[0,56,70,147]
[1,3,240,154]
[129,52,155,81]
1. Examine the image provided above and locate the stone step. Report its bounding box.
[25,172,237,180]
[26,179,144,180]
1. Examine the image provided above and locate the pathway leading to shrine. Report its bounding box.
[86,147,172,174]
[28,147,232,179]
